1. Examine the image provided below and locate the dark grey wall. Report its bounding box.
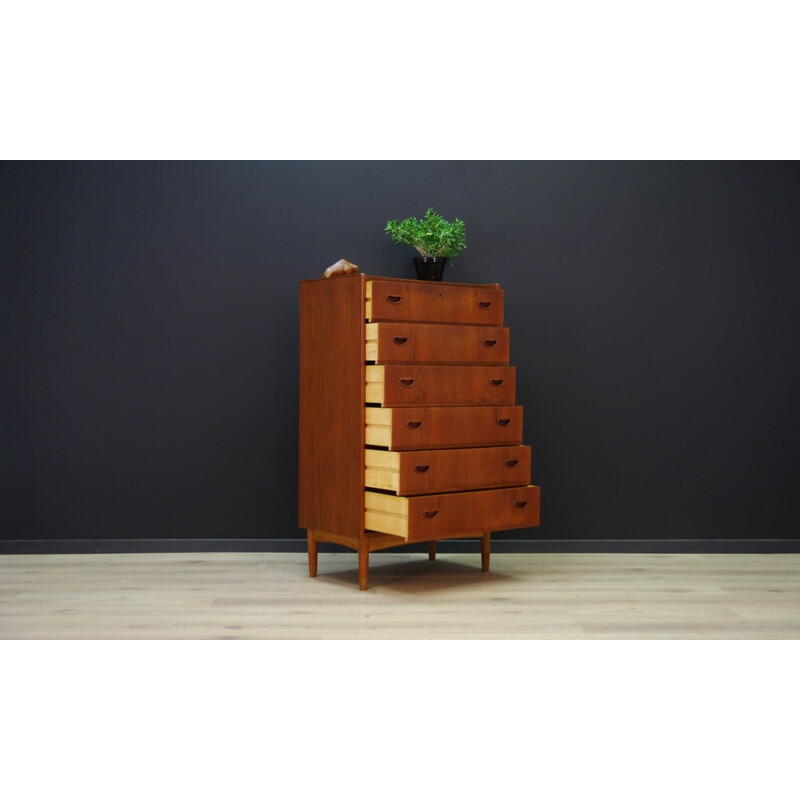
[2,161,799,546]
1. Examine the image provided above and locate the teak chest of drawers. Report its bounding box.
[298,273,540,589]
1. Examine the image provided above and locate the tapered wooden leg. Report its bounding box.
[358,539,369,590]
[481,532,491,572]
[307,531,318,577]
[428,541,437,561]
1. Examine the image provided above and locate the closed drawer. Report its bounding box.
[366,280,503,325]
[365,485,541,542]
[366,365,515,406]
[365,445,531,495]
[366,323,509,364]
[365,405,523,450]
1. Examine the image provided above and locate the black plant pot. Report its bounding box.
[413,257,448,281]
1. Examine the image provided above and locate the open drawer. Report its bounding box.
[364,485,540,542]
[366,365,515,406]
[366,322,509,365]
[365,445,531,495]
[364,405,524,450]
[366,279,503,325]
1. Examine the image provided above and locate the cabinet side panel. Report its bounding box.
[298,275,365,537]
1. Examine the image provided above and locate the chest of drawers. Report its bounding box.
[298,273,540,589]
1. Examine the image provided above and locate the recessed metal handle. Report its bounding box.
[406,420,422,430]
[387,294,403,304]
[414,465,430,473]
[490,379,504,387]
[423,510,439,519]
[483,339,497,348]
[392,336,408,346]
[399,378,415,387]
[514,500,528,509]
[496,418,511,426]
[504,459,519,467]
[478,301,492,309]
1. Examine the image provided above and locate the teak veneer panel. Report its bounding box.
[366,279,504,325]
[365,445,531,495]
[366,365,516,406]
[365,485,541,542]
[364,405,524,450]
[298,274,365,537]
[366,322,510,365]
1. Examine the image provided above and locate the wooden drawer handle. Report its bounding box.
[399,378,415,387]
[387,294,403,304]
[514,500,528,509]
[504,459,519,467]
[414,465,430,473]
[478,300,492,309]
[490,379,504,387]
[483,339,497,348]
[406,420,422,430]
[392,336,408,346]
[423,510,439,519]
[496,418,511,426]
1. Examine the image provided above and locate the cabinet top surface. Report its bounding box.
[300,273,501,290]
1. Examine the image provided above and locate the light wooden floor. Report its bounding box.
[1,551,799,639]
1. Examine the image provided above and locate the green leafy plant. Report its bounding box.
[385,208,467,260]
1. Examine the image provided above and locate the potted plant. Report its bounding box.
[385,208,466,281]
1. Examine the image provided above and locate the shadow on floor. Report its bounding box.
[310,553,520,594]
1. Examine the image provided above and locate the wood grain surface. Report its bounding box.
[366,365,516,406]
[365,445,531,495]
[365,485,540,540]
[366,279,504,325]
[366,322,510,364]
[298,274,365,537]
[2,552,799,639]
[365,405,524,449]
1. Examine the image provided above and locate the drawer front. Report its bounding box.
[365,485,541,542]
[365,445,531,495]
[366,323,510,365]
[365,405,523,449]
[366,280,503,325]
[366,365,515,406]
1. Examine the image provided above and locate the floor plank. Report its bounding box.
[1,552,798,639]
